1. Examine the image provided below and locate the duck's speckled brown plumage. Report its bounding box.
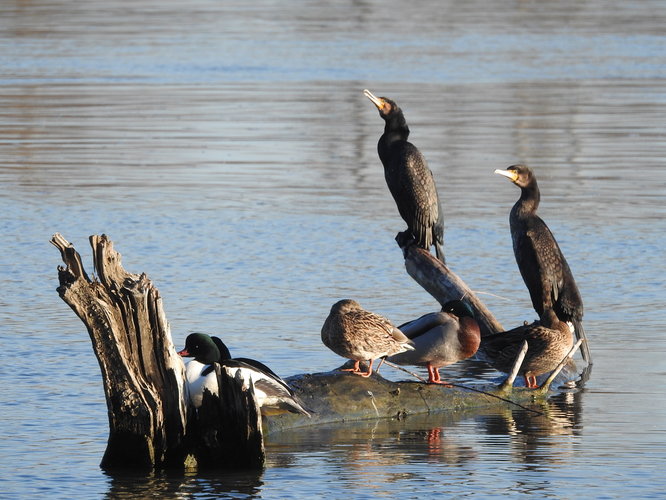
[321,299,414,377]
[388,300,481,384]
[480,309,573,388]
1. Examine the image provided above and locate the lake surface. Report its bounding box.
[1,0,665,498]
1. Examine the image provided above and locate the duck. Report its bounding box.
[177,332,221,409]
[388,300,481,385]
[210,336,311,417]
[479,308,574,388]
[494,164,590,363]
[321,299,415,377]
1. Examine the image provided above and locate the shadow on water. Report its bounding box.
[103,469,265,499]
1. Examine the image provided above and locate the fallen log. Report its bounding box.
[396,232,504,337]
[51,233,570,472]
[263,362,552,435]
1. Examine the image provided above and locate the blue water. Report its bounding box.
[1,0,666,498]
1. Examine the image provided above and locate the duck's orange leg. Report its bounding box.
[427,363,452,386]
[524,374,538,388]
[340,360,361,373]
[358,359,374,377]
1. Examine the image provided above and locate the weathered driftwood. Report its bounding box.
[52,233,188,470]
[52,233,568,472]
[191,367,264,470]
[51,234,262,471]
[263,362,551,434]
[396,233,504,337]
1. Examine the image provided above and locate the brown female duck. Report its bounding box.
[321,299,415,377]
[479,308,574,388]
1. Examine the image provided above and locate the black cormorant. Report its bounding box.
[364,89,445,263]
[494,164,591,363]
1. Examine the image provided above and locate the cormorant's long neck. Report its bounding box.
[379,111,410,153]
[515,180,540,217]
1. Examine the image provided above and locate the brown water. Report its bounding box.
[1,0,665,497]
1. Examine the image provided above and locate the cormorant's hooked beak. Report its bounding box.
[363,89,388,112]
[494,169,519,182]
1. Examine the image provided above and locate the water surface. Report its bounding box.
[1,0,665,498]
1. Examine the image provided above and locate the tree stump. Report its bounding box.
[51,233,263,471]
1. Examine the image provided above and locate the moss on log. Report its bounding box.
[262,361,556,435]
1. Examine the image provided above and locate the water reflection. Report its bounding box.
[2,0,665,496]
[104,469,265,499]
[266,391,583,477]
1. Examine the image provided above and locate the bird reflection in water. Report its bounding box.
[264,390,583,481]
[478,391,584,467]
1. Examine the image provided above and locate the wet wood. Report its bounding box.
[263,361,548,434]
[189,366,265,469]
[51,233,557,471]
[396,234,504,337]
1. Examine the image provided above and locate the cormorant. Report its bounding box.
[494,165,591,363]
[479,309,574,389]
[388,300,481,385]
[321,299,414,377]
[364,89,445,263]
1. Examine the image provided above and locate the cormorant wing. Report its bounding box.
[385,142,441,248]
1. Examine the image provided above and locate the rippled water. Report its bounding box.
[1,0,665,498]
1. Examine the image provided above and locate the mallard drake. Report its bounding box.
[177,333,220,409]
[479,308,574,388]
[321,299,415,377]
[364,89,445,263]
[210,336,311,417]
[388,300,481,385]
[494,164,590,363]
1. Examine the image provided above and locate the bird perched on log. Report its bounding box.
[178,333,310,417]
[364,89,445,263]
[494,165,591,363]
[388,300,481,385]
[479,308,574,388]
[210,336,311,417]
[321,299,415,377]
[178,333,220,409]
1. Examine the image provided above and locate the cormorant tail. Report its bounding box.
[572,318,592,365]
[434,242,446,265]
